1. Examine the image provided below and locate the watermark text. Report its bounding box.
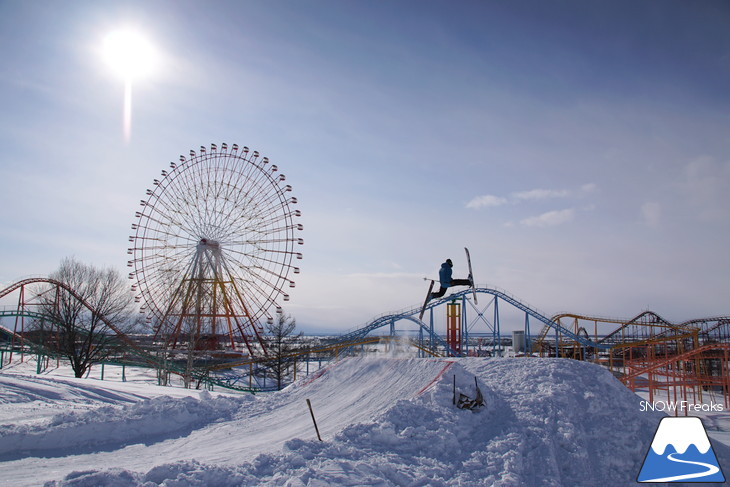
[640,400,724,413]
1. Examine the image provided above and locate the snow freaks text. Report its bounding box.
[640,400,724,413]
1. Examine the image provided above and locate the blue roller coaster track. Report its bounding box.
[337,286,613,356]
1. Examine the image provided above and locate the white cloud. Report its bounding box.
[520,208,575,227]
[466,194,508,209]
[512,188,569,201]
[512,183,596,201]
[580,183,598,194]
[681,157,730,222]
[641,202,662,228]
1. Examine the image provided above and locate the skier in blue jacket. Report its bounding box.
[429,258,472,300]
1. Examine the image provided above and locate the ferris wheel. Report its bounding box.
[127,143,302,355]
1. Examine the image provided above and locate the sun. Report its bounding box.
[101,27,157,142]
[102,28,156,81]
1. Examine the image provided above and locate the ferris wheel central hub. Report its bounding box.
[198,238,221,249]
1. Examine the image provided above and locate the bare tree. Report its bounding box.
[36,257,136,378]
[262,312,302,390]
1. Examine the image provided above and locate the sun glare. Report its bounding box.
[103,28,156,81]
[102,28,157,143]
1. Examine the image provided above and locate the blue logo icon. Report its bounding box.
[638,417,725,483]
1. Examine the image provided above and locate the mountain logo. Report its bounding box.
[638,416,725,483]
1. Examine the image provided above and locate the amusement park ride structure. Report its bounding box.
[0,143,728,404]
[2,271,729,403]
[126,143,303,357]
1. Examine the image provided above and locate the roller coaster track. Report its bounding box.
[683,316,730,337]
[533,311,730,352]
[338,287,613,352]
[0,278,135,346]
[535,311,662,348]
[620,342,730,384]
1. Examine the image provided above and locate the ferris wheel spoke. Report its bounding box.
[253,209,297,228]
[237,159,274,198]
[145,178,191,216]
[137,267,185,300]
[223,279,268,321]
[219,166,254,212]
[142,203,194,239]
[136,222,190,244]
[224,245,295,266]
[226,224,289,247]
[244,186,290,217]
[253,220,302,236]
[241,203,292,231]
[227,238,296,247]
[136,246,193,281]
[247,263,293,288]
[229,210,292,240]
[233,261,294,297]
[232,274,281,318]
[233,247,287,276]
[170,166,208,234]
[129,235,167,243]
[220,187,284,230]
[137,209,176,231]
[147,252,195,276]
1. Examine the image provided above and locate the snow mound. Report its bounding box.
[0,390,246,460]
[31,357,726,486]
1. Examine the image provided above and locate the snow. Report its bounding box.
[1,356,729,486]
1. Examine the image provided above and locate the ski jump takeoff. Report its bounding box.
[419,247,477,320]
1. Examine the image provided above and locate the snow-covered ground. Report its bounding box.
[1,355,729,486]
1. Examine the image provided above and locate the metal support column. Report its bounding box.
[446,300,461,356]
[429,307,435,355]
[493,297,501,356]
[462,295,468,356]
[389,318,395,355]
[418,326,424,358]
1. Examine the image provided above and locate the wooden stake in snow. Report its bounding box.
[453,375,456,405]
[306,399,322,441]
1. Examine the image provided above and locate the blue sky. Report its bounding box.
[1,0,729,333]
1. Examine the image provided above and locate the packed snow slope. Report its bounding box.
[1,357,728,486]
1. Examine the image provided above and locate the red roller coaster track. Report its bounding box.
[0,278,136,348]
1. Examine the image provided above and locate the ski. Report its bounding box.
[419,279,435,321]
[464,247,477,305]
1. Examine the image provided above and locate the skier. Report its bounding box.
[429,258,472,301]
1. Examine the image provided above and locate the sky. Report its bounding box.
[1,0,729,334]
